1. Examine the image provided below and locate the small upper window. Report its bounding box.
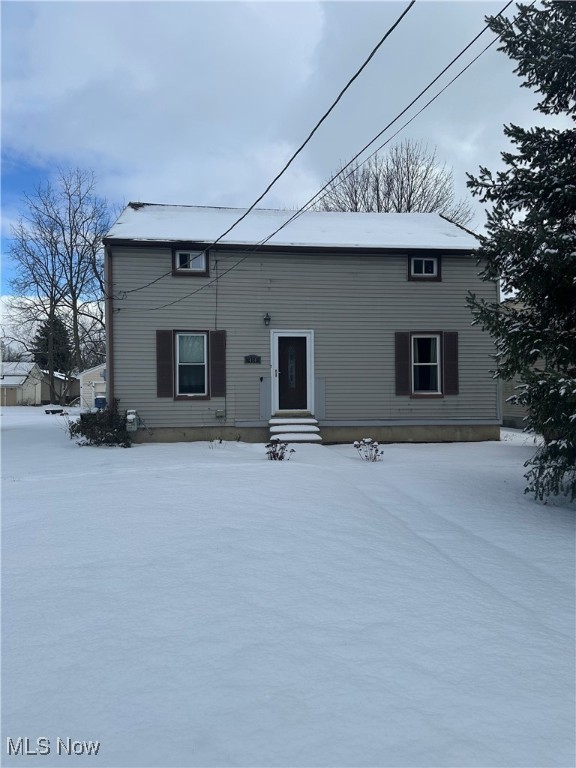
[410,256,438,278]
[176,250,207,272]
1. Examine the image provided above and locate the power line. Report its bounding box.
[267,36,505,230]
[115,0,416,299]
[194,0,417,247]
[251,1,514,240]
[143,0,513,314]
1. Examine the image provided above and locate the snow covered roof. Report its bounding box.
[2,362,36,376]
[1,375,28,388]
[105,203,478,252]
[0,363,39,388]
[41,370,78,381]
[0,363,76,387]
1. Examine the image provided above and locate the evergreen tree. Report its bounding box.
[467,1,576,500]
[32,316,73,373]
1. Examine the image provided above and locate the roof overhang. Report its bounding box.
[102,238,476,257]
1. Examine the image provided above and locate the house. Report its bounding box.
[103,203,500,443]
[79,363,107,408]
[0,364,78,406]
[0,362,43,406]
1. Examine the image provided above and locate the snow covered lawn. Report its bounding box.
[2,407,574,767]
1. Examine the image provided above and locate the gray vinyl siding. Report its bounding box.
[109,247,498,428]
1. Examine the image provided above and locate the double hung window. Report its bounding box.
[156,329,226,400]
[412,334,441,394]
[176,333,207,395]
[395,331,458,398]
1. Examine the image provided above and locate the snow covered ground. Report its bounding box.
[2,407,574,767]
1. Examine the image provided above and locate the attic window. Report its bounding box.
[408,256,441,281]
[172,243,210,277]
[177,251,206,271]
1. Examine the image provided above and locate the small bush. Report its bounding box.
[354,438,384,462]
[266,439,295,461]
[67,400,132,448]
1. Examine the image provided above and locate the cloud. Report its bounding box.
[2,0,570,241]
[2,1,325,208]
[1,207,21,239]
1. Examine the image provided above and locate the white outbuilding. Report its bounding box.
[79,363,107,408]
[0,362,43,406]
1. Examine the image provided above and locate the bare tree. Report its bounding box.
[315,140,473,226]
[0,339,26,362]
[78,313,106,369]
[8,169,110,380]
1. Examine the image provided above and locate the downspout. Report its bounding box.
[104,243,115,405]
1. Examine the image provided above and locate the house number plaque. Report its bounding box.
[244,355,262,364]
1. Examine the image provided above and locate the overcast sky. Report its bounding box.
[0,0,561,292]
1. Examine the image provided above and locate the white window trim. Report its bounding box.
[175,250,207,272]
[175,332,208,396]
[410,256,438,278]
[412,334,442,394]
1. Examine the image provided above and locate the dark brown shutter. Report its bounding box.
[395,332,411,396]
[209,330,226,398]
[443,332,459,395]
[156,330,174,398]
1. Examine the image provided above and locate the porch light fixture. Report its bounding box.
[263,313,271,327]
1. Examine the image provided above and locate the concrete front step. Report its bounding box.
[268,416,322,443]
[270,424,320,434]
[270,432,323,443]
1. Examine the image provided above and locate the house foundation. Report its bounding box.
[131,423,500,444]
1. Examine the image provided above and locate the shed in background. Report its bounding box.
[79,364,106,408]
